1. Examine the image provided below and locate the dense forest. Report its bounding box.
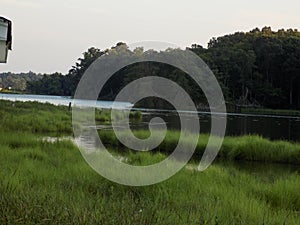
[190,27,300,109]
[0,72,42,91]
[11,27,300,109]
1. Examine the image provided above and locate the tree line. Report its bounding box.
[0,72,42,91]
[26,27,300,110]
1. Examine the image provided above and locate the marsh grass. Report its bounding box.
[1,100,300,224]
[98,129,300,165]
[129,110,143,120]
[0,134,300,224]
[1,99,299,165]
[0,100,142,134]
[0,100,72,134]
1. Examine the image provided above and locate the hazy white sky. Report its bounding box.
[0,0,299,74]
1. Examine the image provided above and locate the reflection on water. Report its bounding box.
[1,93,299,141]
[141,112,300,141]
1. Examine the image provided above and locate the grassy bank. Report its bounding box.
[0,100,72,134]
[99,129,300,165]
[0,132,299,224]
[241,108,300,116]
[1,99,300,164]
[0,100,141,134]
[1,100,300,224]
[1,99,299,164]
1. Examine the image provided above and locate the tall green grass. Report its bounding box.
[0,100,72,134]
[98,129,300,165]
[1,100,300,224]
[0,100,142,134]
[1,99,299,164]
[0,133,299,224]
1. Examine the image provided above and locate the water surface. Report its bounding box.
[1,93,299,141]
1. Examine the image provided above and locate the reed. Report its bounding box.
[0,134,299,224]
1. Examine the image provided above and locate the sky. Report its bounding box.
[0,0,299,74]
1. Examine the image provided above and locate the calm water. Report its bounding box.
[1,93,300,141]
[0,93,133,109]
[141,111,300,141]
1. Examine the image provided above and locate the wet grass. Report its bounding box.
[1,100,300,224]
[0,133,299,224]
[98,129,300,165]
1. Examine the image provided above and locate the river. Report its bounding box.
[1,93,299,141]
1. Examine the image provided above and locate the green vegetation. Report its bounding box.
[0,89,23,94]
[0,100,72,134]
[0,100,141,134]
[0,71,42,92]
[27,27,300,110]
[241,108,300,116]
[0,100,300,224]
[99,129,300,165]
[1,133,300,224]
[0,99,299,165]
[129,110,143,120]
